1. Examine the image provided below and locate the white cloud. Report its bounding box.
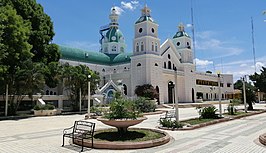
[195,30,243,59]
[195,58,213,66]
[113,6,124,15]
[121,1,139,11]
[63,41,100,51]
[240,63,247,67]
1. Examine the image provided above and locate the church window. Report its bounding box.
[164,62,166,68]
[102,69,105,72]
[168,54,171,59]
[152,42,154,51]
[136,43,139,52]
[46,90,49,95]
[151,28,155,33]
[141,42,144,51]
[155,43,158,52]
[177,42,180,46]
[187,42,190,46]
[173,64,175,69]
[120,47,124,52]
[50,91,53,95]
[168,61,172,69]
[139,28,143,33]
[137,63,141,67]
[155,63,158,66]
[123,84,127,95]
[112,45,116,52]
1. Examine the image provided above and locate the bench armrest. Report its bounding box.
[63,126,74,134]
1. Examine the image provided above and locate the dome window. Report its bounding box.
[139,28,143,33]
[177,42,180,46]
[137,63,141,67]
[155,63,158,66]
[187,42,190,46]
[151,28,155,33]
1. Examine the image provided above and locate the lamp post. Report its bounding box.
[5,84,8,116]
[217,73,222,117]
[242,76,247,113]
[258,89,260,103]
[87,75,91,119]
[174,67,179,122]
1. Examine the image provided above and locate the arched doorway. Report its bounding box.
[123,84,127,95]
[168,81,175,104]
[156,86,160,105]
[192,88,195,103]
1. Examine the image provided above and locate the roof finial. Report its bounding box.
[141,3,151,16]
[178,23,185,32]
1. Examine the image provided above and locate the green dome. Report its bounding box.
[112,52,133,64]
[173,31,190,38]
[105,27,124,43]
[60,46,111,65]
[135,16,156,24]
[59,45,132,65]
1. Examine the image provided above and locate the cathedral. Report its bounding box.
[57,6,234,104]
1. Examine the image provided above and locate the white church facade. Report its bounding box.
[58,6,234,104]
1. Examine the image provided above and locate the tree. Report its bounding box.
[62,64,99,111]
[135,84,159,100]
[249,67,266,93]
[234,79,256,110]
[2,0,60,64]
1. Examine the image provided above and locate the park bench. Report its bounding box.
[160,110,176,120]
[62,120,96,152]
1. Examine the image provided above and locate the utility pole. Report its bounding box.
[218,73,222,117]
[87,75,91,118]
[242,76,247,113]
[174,68,179,122]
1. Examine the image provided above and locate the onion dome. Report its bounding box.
[173,23,190,38]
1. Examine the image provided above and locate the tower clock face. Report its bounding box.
[139,28,143,33]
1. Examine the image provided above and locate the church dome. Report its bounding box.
[173,31,190,38]
[173,23,190,38]
[135,16,155,24]
[105,27,125,43]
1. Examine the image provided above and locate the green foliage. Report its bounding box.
[250,67,266,93]
[159,119,183,129]
[134,84,159,100]
[197,106,219,119]
[227,104,237,115]
[33,104,55,110]
[134,97,156,113]
[234,79,256,110]
[62,64,99,111]
[104,98,140,120]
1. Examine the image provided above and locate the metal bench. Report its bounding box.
[160,110,176,120]
[62,120,95,152]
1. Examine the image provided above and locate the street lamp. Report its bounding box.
[174,67,179,122]
[87,75,91,119]
[242,76,247,113]
[217,72,222,117]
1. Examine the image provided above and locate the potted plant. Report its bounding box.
[33,104,57,116]
[97,93,147,133]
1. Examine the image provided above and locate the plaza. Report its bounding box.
[0,103,265,153]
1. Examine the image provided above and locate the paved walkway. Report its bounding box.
[0,104,265,153]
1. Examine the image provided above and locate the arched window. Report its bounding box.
[141,42,144,51]
[168,54,171,59]
[102,69,105,72]
[152,42,154,51]
[155,63,158,66]
[123,84,127,95]
[46,90,49,95]
[50,91,53,95]
[112,45,116,52]
[136,43,139,52]
[103,76,106,84]
[164,62,166,68]
[155,43,158,52]
[137,63,141,67]
[168,61,172,69]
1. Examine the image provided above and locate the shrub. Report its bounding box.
[159,119,183,129]
[104,98,141,120]
[135,84,158,100]
[33,104,55,110]
[134,97,156,113]
[197,106,218,119]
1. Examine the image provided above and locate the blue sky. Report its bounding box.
[36,0,266,82]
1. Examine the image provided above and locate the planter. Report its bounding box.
[97,117,147,133]
[34,109,57,116]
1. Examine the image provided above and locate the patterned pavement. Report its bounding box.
[0,104,265,153]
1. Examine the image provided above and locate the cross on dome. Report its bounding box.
[141,5,151,16]
[178,23,185,32]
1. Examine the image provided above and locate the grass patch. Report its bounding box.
[181,118,215,125]
[224,111,246,116]
[94,129,164,142]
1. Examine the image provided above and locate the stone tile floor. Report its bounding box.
[0,103,265,153]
